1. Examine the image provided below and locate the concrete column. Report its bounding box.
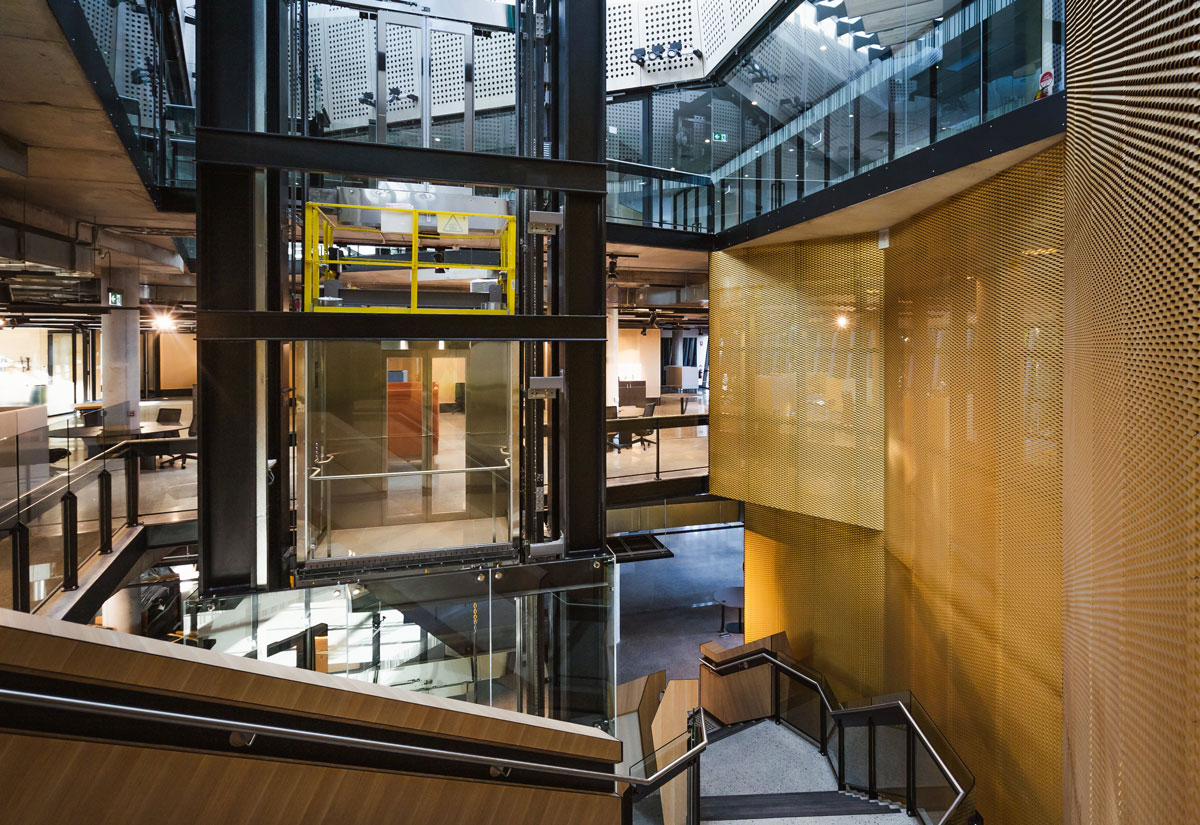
[101,266,141,431]
[605,284,620,408]
[101,587,141,634]
[669,328,684,365]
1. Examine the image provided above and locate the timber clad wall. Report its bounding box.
[720,145,1067,825]
[1062,2,1200,823]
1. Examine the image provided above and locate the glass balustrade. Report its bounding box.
[607,0,1065,232]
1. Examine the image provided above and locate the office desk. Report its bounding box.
[50,422,186,466]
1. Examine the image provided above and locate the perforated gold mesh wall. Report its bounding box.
[710,237,885,529]
[1062,2,1200,822]
[731,147,1067,825]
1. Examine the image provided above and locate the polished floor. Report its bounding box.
[617,526,744,684]
[607,394,709,485]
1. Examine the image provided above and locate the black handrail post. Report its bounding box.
[906,722,916,816]
[818,699,828,755]
[688,756,701,825]
[125,449,140,526]
[772,665,780,723]
[867,717,877,800]
[837,719,846,790]
[12,522,30,611]
[61,490,79,591]
[98,469,112,554]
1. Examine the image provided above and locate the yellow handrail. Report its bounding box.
[303,201,516,315]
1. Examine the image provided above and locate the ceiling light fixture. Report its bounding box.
[153,313,177,333]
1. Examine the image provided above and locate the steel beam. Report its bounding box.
[196,128,607,194]
[196,310,607,342]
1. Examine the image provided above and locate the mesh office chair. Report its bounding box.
[630,400,657,450]
[156,407,183,424]
[160,416,198,468]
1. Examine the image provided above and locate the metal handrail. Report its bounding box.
[700,650,972,825]
[309,460,511,482]
[0,686,707,791]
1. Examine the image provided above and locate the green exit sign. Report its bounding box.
[712,131,728,142]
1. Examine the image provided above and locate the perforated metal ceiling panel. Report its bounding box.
[604,0,784,92]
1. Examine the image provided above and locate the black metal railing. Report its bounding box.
[2,436,198,614]
[607,412,708,483]
[701,648,976,825]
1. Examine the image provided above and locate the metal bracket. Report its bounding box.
[526,375,564,399]
[527,209,563,236]
[528,538,564,559]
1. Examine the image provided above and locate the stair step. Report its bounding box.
[700,790,902,820]
[705,717,764,744]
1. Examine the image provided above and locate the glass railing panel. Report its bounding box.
[628,727,690,780]
[842,723,870,791]
[138,438,199,517]
[606,0,1065,233]
[856,78,891,174]
[912,738,957,825]
[802,119,827,198]
[778,671,823,743]
[606,421,709,484]
[21,486,64,611]
[935,9,983,141]
[105,452,128,535]
[985,0,1059,122]
[875,722,909,801]
[907,694,974,796]
[71,463,106,569]
[607,169,649,226]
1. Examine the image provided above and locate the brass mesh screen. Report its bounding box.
[1062,2,1200,822]
[710,237,885,529]
[732,146,1066,825]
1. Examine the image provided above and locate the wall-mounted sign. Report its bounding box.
[712,131,728,142]
[107,289,123,307]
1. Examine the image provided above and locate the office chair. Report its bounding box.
[160,417,198,468]
[156,407,183,424]
[630,400,658,451]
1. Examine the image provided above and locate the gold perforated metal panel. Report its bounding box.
[731,147,1067,825]
[1062,3,1200,822]
[710,236,885,529]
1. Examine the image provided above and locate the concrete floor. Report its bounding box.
[608,395,710,485]
[617,526,744,684]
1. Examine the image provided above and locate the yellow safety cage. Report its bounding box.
[303,201,517,315]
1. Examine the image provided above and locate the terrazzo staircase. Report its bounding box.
[698,717,902,823]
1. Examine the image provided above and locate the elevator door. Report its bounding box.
[378,13,474,150]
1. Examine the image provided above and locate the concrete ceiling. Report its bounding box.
[845,0,950,49]
[0,0,194,262]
